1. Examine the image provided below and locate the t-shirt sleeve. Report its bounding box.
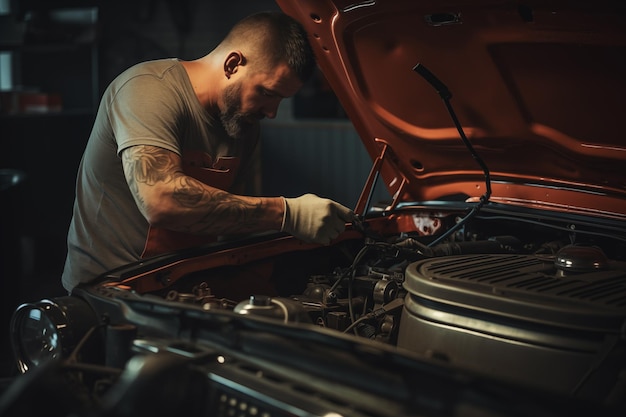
[108,74,184,156]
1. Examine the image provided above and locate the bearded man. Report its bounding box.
[62,11,354,292]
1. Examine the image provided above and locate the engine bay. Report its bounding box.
[153,206,626,343]
[5,204,626,416]
[127,204,626,406]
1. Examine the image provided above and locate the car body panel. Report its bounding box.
[276,0,626,218]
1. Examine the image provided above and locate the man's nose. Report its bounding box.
[263,100,280,119]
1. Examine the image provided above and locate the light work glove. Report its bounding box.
[281,194,355,245]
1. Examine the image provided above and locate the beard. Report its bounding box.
[219,82,259,139]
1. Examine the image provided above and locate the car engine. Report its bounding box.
[150,207,626,404]
[5,206,626,416]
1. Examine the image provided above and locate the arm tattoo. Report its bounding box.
[173,177,265,235]
[122,145,180,212]
[185,188,265,235]
[172,175,206,207]
[123,145,179,185]
[123,145,268,235]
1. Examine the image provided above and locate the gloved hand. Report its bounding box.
[281,194,355,245]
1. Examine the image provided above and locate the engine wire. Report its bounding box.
[328,243,372,294]
[329,241,408,335]
[413,63,492,248]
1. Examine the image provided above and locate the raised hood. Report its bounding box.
[276,0,626,219]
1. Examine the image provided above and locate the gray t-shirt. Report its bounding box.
[62,59,257,291]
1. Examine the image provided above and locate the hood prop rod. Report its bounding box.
[354,140,408,218]
[354,143,388,216]
[413,63,492,247]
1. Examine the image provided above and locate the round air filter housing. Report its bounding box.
[397,248,626,403]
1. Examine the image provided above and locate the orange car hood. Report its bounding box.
[276,0,626,219]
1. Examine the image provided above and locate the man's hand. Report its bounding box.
[282,194,355,245]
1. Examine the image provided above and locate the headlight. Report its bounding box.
[10,296,101,373]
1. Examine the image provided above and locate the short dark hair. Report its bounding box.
[223,11,317,83]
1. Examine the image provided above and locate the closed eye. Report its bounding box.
[258,87,274,97]
[258,86,285,99]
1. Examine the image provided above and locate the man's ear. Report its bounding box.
[224,51,246,79]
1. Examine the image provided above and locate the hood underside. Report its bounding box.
[276,0,626,219]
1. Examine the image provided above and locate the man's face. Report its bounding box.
[219,62,303,139]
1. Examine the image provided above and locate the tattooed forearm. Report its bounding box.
[122,145,280,235]
[172,175,206,207]
[197,191,265,235]
[172,177,265,235]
